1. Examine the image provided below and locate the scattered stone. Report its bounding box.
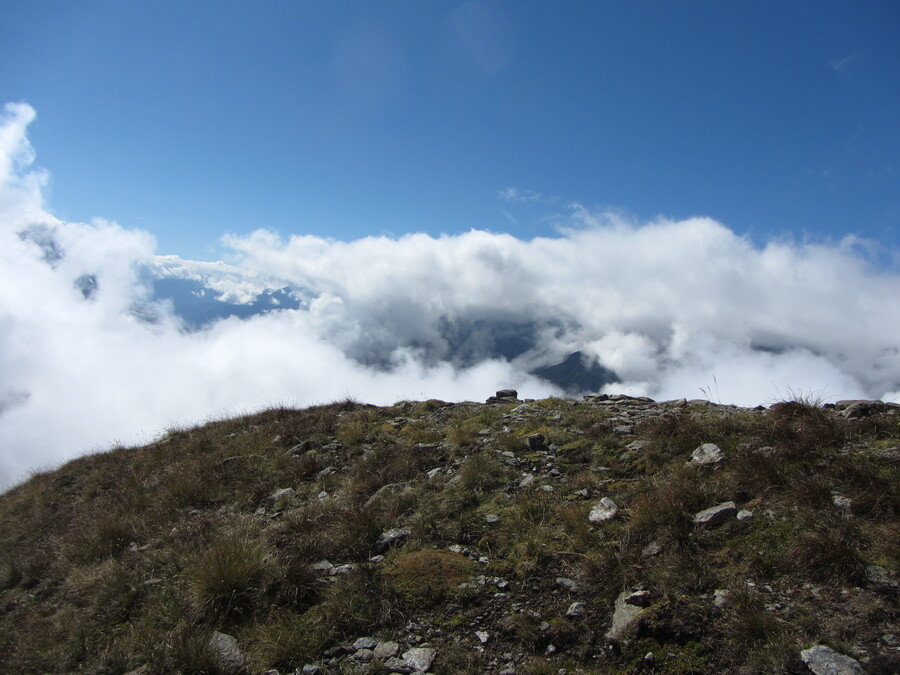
[373,641,400,659]
[402,647,437,672]
[613,425,634,435]
[837,400,887,418]
[800,644,865,675]
[606,590,648,640]
[352,637,378,651]
[713,589,730,607]
[486,514,500,524]
[266,487,294,501]
[475,630,490,643]
[644,652,655,663]
[736,509,754,521]
[690,443,724,465]
[374,528,411,554]
[351,648,374,662]
[208,631,247,675]
[832,494,852,512]
[286,439,312,456]
[519,474,536,488]
[545,644,557,655]
[488,390,519,402]
[383,656,412,673]
[556,577,579,592]
[566,601,586,618]
[317,466,337,478]
[865,565,897,589]
[589,497,619,523]
[693,501,738,527]
[310,560,335,576]
[642,541,662,556]
[300,666,321,675]
[426,467,442,479]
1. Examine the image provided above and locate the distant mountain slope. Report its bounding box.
[531,350,618,394]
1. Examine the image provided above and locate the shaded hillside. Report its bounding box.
[531,351,618,394]
[0,393,898,674]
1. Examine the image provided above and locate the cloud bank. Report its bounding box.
[1,102,898,490]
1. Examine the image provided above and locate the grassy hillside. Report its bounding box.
[0,393,897,674]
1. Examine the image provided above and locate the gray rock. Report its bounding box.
[519,474,535,488]
[300,666,321,675]
[566,601,586,617]
[374,640,400,659]
[402,647,436,672]
[286,439,312,456]
[310,560,335,575]
[605,590,646,640]
[351,648,374,662]
[693,501,737,526]
[266,487,295,501]
[374,527,411,553]
[475,630,490,643]
[589,497,619,523]
[800,645,865,675]
[832,494,852,512]
[486,513,500,523]
[690,443,724,465]
[208,631,247,675]
[736,509,754,521]
[353,636,378,650]
[496,389,518,398]
[837,400,886,418]
[383,656,413,673]
[556,577,579,592]
[642,541,662,556]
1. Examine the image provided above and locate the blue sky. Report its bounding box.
[2,0,898,260]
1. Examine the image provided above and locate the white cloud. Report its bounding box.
[499,187,541,203]
[1,103,899,490]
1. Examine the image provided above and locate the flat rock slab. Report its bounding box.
[402,647,436,672]
[693,501,737,526]
[800,645,865,675]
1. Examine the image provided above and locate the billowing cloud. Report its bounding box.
[1,102,899,490]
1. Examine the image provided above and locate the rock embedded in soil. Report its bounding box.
[800,644,865,675]
[589,497,619,523]
[693,501,737,526]
[690,442,724,465]
[208,631,247,675]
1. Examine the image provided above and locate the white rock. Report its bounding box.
[589,497,619,523]
[402,647,436,672]
[690,443,724,465]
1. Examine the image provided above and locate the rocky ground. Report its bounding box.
[0,391,898,674]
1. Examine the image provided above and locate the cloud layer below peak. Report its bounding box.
[1,102,898,490]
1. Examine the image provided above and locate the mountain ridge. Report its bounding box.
[1,392,897,674]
